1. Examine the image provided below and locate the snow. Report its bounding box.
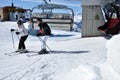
[73,13,82,32]
[106,34,120,75]
[0,21,120,80]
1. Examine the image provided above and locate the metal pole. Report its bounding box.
[16,34,19,41]
[11,32,15,48]
[11,0,14,7]
[38,37,51,51]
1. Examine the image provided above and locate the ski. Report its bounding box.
[26,51,53,57]
[5,50,55,57]
[27,51,57,57]
[4,51,37,56]
[103,34,112,39]
[4,51,18,55]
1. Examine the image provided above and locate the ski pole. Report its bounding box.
[16,32,20,40]
[38,37,52,52]
[11,31,15,48]
[16,34,19,40]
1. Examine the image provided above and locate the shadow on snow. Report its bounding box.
[50,50,90,54]
[50,34,74,37]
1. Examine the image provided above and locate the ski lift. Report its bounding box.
[31,0,74,31]
[98,1,120,35]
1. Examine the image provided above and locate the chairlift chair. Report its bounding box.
[31,0,74,31]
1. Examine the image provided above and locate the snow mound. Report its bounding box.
[106,34,120,75]
[55,64,101,80]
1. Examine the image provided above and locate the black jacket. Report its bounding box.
[38,22,51,36]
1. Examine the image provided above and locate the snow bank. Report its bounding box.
[54,64,101,80]
[100,63,120,80]
[106,34,120,75]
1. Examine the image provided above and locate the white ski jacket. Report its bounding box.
[17,24,28,37]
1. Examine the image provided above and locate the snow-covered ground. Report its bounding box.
[0,22,120,80]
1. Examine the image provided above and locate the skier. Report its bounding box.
[36,18,51,54]
[11,20,28,53]
[24,18,39,36]
[24,18,34,32]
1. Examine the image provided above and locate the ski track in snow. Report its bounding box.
[0,56,41,80]
[0,55,57,80]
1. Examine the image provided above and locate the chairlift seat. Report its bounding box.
[107,19,119,28]
[98,19,120,35]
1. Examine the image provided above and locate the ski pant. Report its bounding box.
[18,35,28,49]
[39,36,49,50]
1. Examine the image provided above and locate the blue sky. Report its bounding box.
[0,0,82,14]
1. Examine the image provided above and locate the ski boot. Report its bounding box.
[38,49,48,54]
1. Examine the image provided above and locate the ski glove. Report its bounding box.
[16,32,20,35]
[10,29,14,32]
[36,33,42,37]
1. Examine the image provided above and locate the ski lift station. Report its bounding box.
[31,0,114,37]
[81,0,108,37]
